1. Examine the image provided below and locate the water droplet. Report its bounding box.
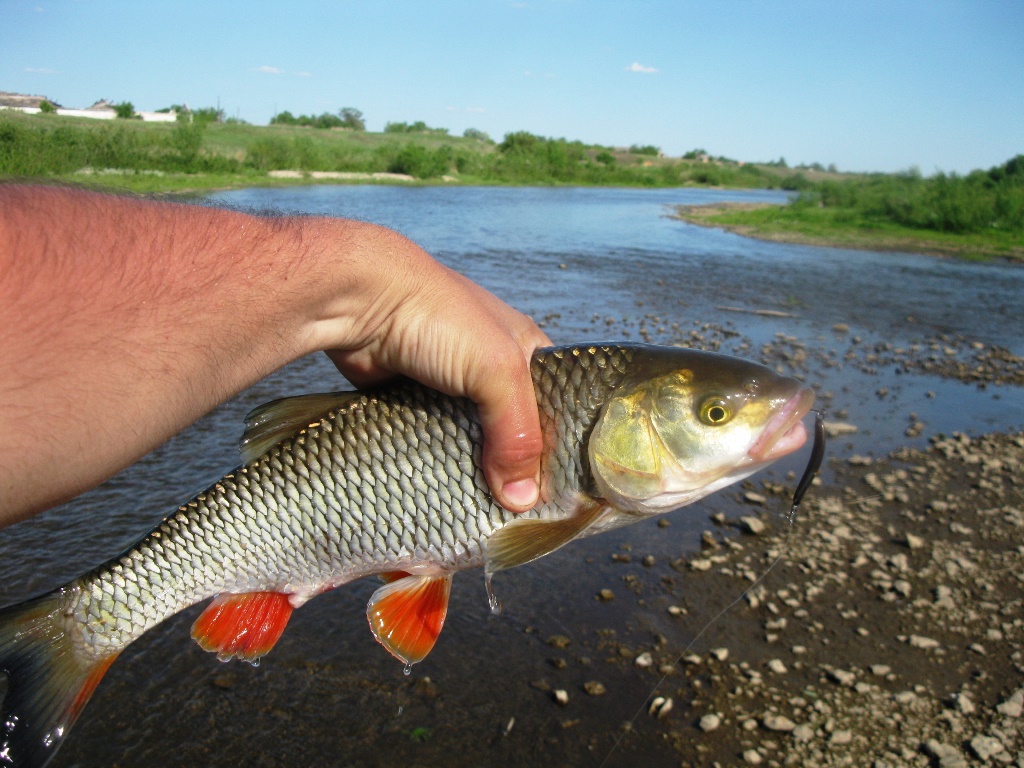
[249,658,261,668]
[485,573,502,615]
[403,662,413,676]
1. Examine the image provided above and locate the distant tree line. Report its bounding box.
[270,108,365,130]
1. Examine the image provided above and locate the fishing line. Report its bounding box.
[600,409,826,768]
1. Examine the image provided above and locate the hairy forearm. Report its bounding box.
[0,185,419,524]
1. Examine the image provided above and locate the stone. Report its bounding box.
[582,681,606,696]
[829,669,856,686]
[996,688,1024,718]
[968,735,1004,760]
[699,713,721,732]
[904,533,926,549]
[634,652,653,668]
[763,715,796,732]
[553,689,569,706]
[908,635,941,649]
[767,658,787,674]
[740,515,766,534]
[829,729,853,745]
[792,724,814,742]
[823,421,858,437]
[743,748,763,764]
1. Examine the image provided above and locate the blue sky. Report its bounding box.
[2,0,1022,174]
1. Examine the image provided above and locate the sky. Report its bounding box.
[2,0,1022,174]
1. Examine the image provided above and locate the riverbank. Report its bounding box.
[671,202,1024,264]
[596,428,1024,767]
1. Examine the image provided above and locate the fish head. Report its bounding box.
[588,348,815,514]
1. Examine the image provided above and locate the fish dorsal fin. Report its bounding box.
[366,573,453,666]
[485,498,608,574]
[240,391,362,462]
[190,592,295,662]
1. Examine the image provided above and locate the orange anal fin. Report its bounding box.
[70,654,118,720]
[190,591,294,662]
[379,570,412,584]
[366,574,452,666]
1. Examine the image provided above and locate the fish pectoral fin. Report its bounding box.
[485,498,608,574]
[366,573,453,666]
[240,391,362,462]
[190,591,295,662]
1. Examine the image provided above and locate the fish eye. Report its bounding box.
[699,398,732,425]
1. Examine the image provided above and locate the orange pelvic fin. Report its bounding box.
[190,591,294,662]
[366,573,452,666]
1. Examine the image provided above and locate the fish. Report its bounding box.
[0,342,814,767]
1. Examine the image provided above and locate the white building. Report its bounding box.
[0,93,177,122]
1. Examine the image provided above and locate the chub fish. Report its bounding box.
[0,343,814,767]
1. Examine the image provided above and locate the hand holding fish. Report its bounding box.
[0,184,547,525]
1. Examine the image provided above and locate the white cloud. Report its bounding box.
[626,62,658,74]
[253,65,284,75]
[24,67,57,74]
[295,71,312,78]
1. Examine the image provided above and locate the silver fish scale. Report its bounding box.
[63,345,637,661]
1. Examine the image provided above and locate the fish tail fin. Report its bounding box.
[0,592,118,768]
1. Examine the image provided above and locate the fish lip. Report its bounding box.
[748,387,816,462]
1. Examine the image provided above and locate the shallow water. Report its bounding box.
[2,185,1022,767]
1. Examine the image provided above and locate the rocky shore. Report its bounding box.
[595,429,1024,767]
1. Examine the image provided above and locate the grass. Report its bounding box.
[673,200,1024,263]
[0,110,805,192]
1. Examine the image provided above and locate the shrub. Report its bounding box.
[113,102,136,119]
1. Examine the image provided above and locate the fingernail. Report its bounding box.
[502,478,538,509]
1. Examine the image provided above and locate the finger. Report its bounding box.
[472,344,547,514]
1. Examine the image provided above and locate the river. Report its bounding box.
[2,185,1022,767]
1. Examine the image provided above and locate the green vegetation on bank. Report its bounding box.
[0,109,806,192]
[2,108,1019,261]
[673,156,1024,262]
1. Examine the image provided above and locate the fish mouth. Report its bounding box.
[748,387,816,462]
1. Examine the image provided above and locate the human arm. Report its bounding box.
[0,184,549,527]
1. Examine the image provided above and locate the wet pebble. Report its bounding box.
[634,652,653,668]
[546,635,571,649]
[553,689,569,706]
[969,734,1005,760]
[740,516,766,535]
[996,687,1024,718]
[648,696,673,719]
[582,681,606,696]
[823,421,858,437]
[699,713,721,732]
[763,715,796,732]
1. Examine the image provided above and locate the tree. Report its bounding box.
[338,108,365,131]
[113,101,136,119]
[38,100,56,114]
